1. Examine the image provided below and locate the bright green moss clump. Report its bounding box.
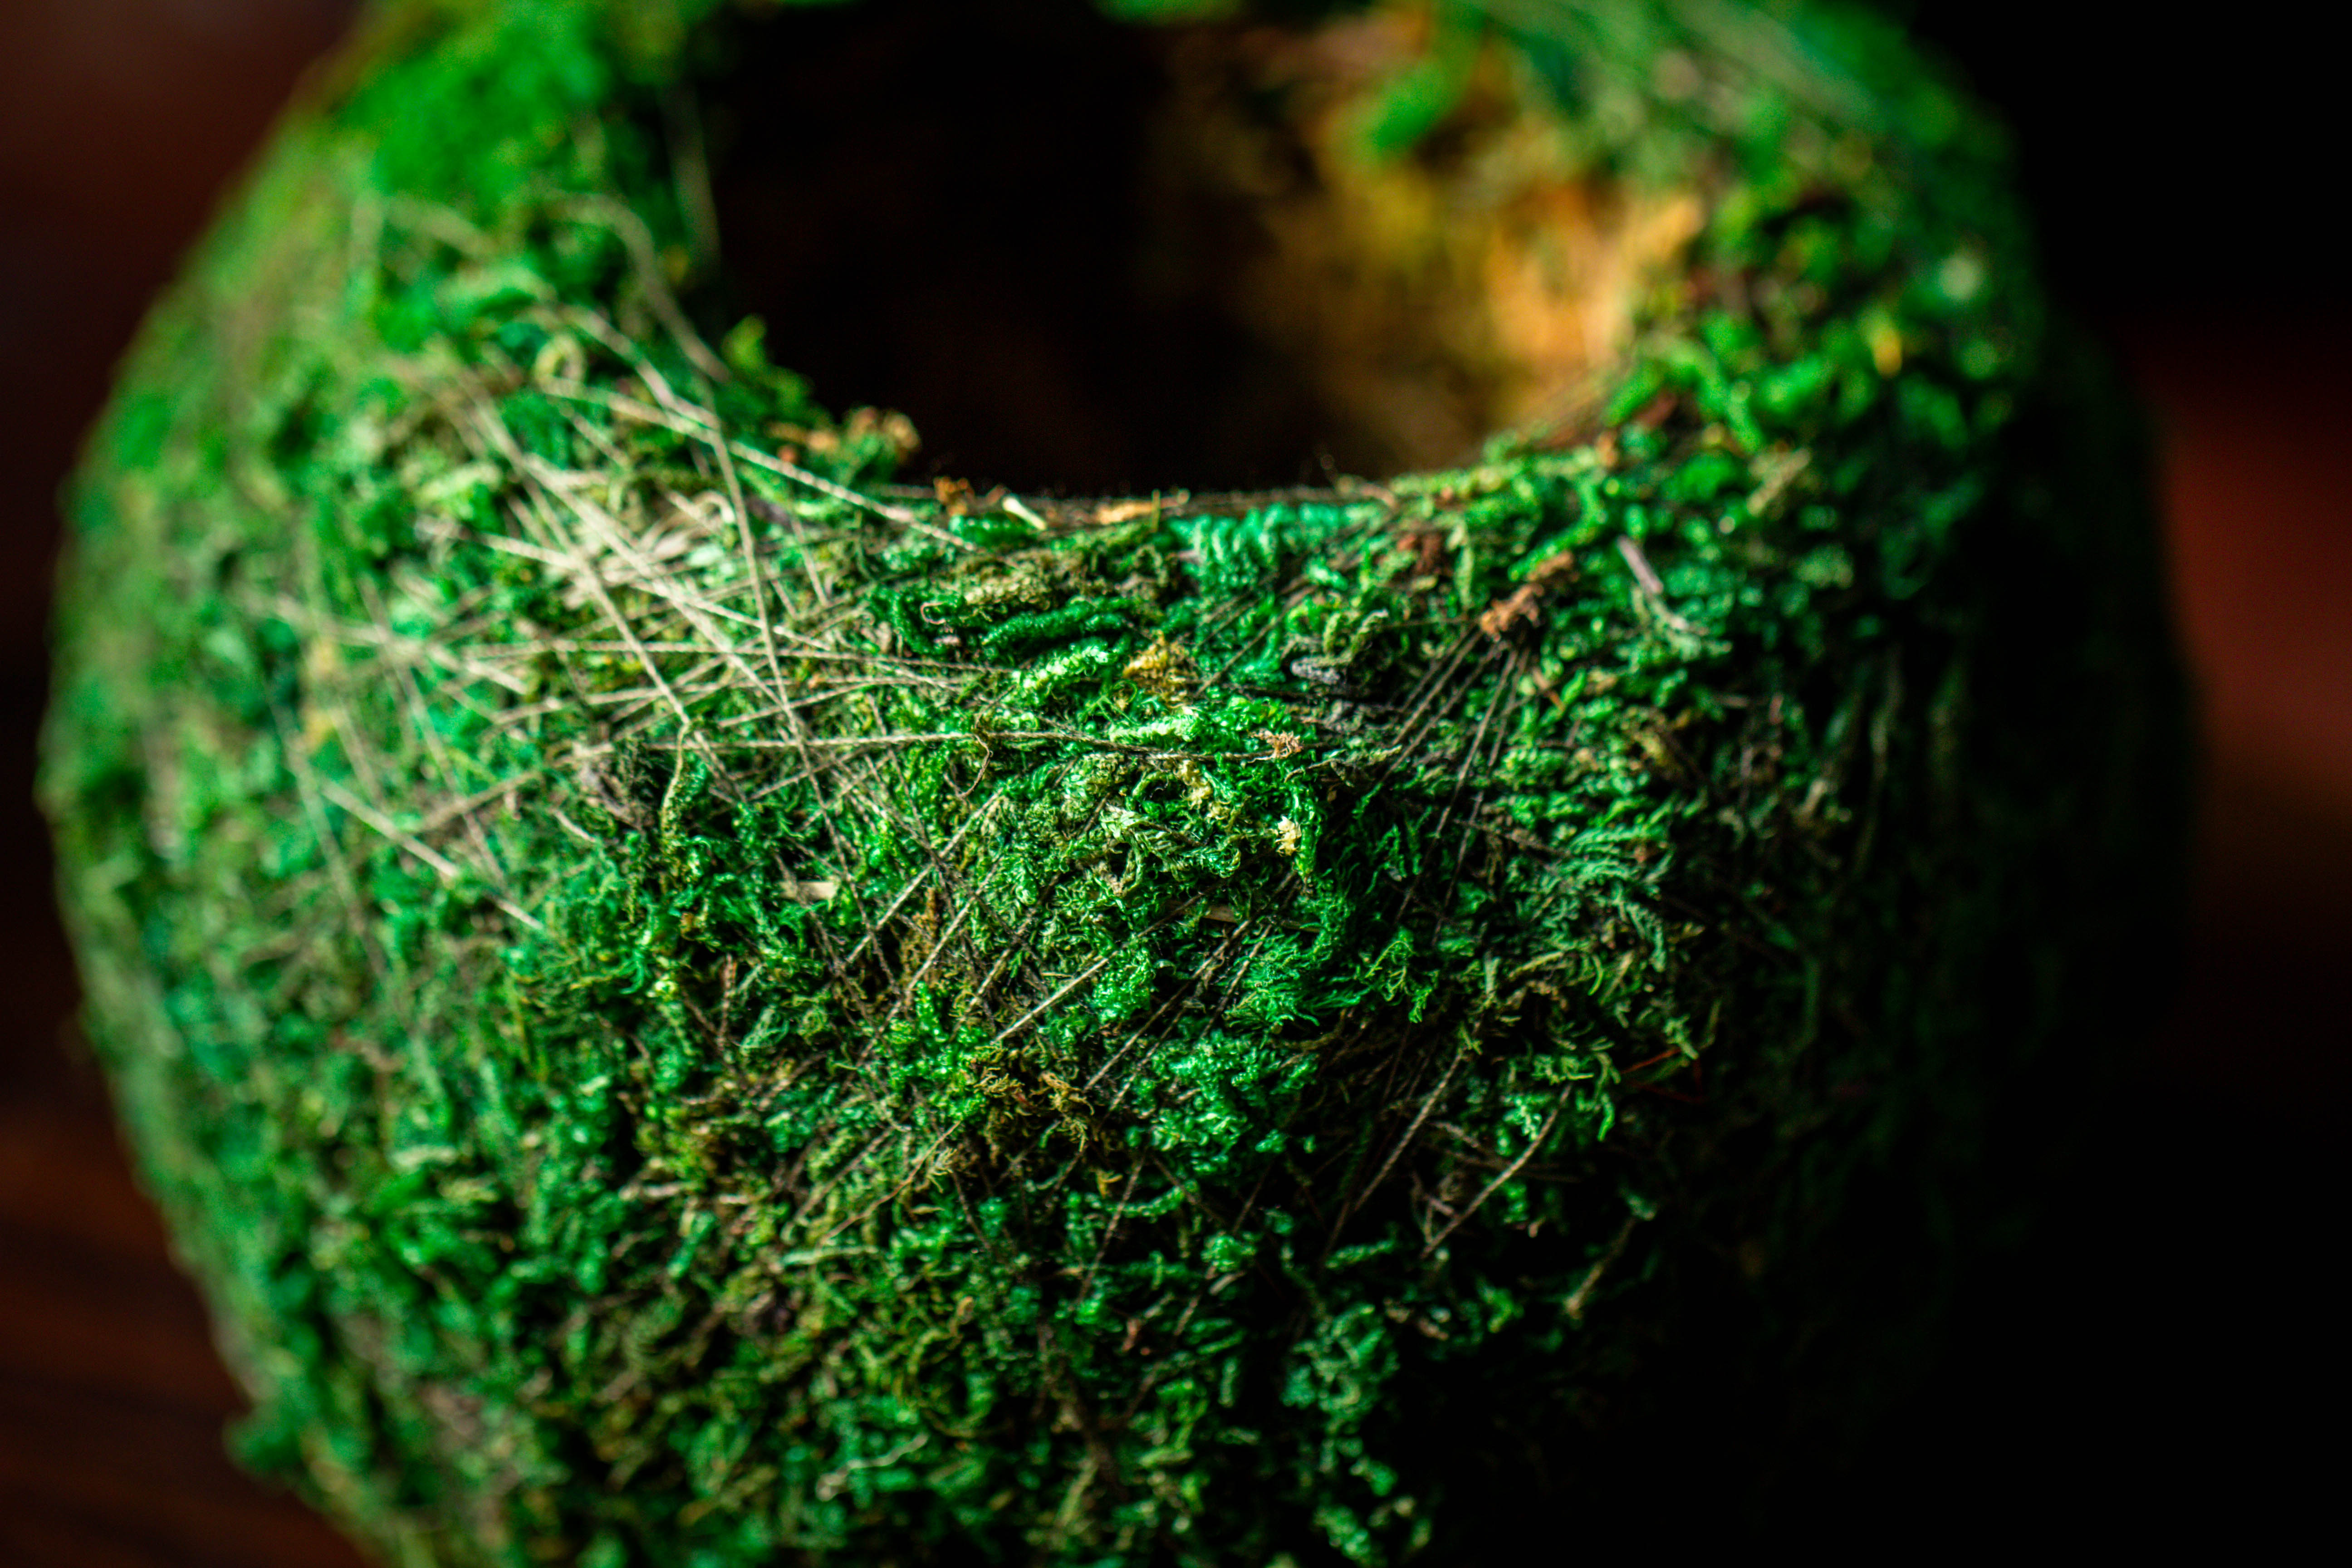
[44,0,2180,1562]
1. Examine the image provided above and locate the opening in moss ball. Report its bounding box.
[40,1,2184,1563]
[698,0,1690,490]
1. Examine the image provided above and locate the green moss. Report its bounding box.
[43,0,2181,1563]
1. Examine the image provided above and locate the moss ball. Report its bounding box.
[43,0,2182,1562]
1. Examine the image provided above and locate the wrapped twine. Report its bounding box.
[42,0,2181,1562]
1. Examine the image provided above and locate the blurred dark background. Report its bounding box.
[0,0,2340,1560]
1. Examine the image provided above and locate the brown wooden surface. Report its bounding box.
[0,2,2342,1562]
[0,1075,368,1567]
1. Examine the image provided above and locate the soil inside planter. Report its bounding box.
[698,0,1697,493]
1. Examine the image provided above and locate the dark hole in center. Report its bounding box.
[699,0,1396,495]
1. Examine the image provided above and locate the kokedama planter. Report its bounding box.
[42,0,2182,1563]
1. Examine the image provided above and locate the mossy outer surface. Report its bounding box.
[42,1,2180,1563]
